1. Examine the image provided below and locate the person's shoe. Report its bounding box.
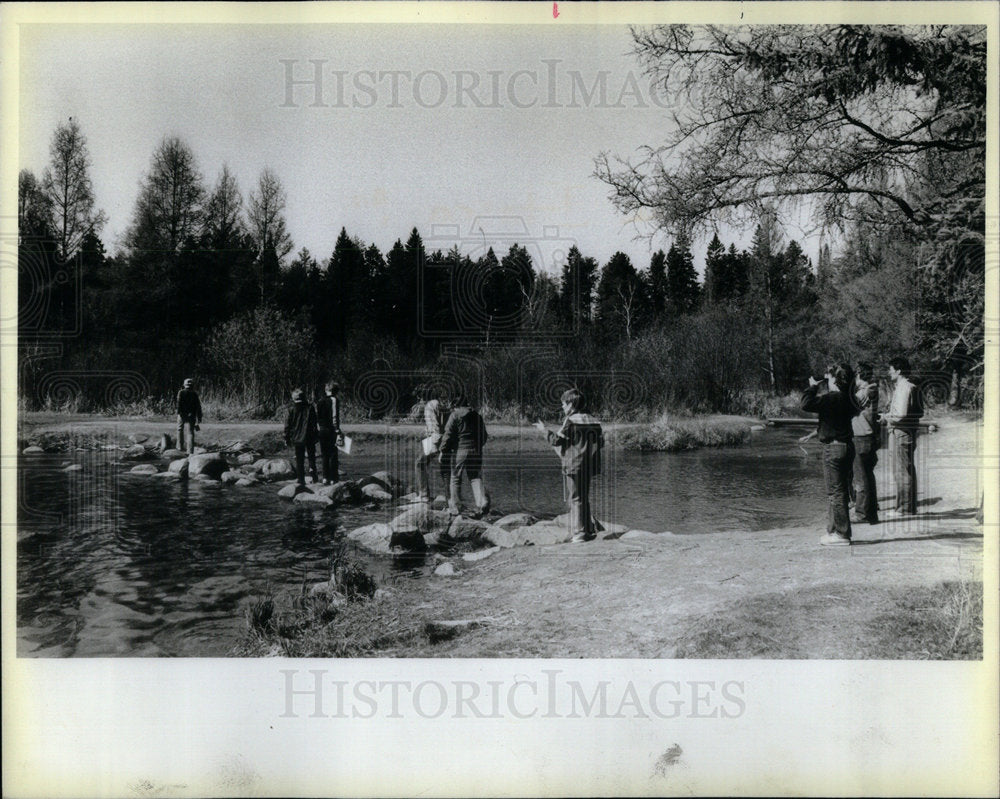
[850,514,868,525]
[819,533,851,546]
[570,532,597,543]
[323,479,331,486]
[883,509,906,520]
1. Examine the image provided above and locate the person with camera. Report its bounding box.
[800,364,859,546]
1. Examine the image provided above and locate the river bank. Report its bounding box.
[232,417,985,659]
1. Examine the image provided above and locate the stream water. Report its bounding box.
[17,428,891,656]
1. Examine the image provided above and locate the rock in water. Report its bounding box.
[346,523,393,555]
[129,433,149,444]
[62,463,84,472]
[167,458,189,477]
[361,483,392,501]
[220,470,243,484]
[151,471,182,481]
[192,446,207,455]
[161,448,187,460]
[390,506,453,535]
[260,458,296,481]
[122,444,148,460]
[129,464,159,475]
[187,453,227,479]
[22,446,45,455]
[234,478,257,487]
[278,483,305,500]
[445,515,496,542]
[433,562,456,576]
[237,453,256,465]
[294,492,333,507]
[157,433,174,451]
[494,512,537,531]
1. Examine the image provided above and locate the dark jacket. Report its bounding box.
[316,395,341,434]
[800,385,857,443]
[547,413,603,476]
[440,406,488,455]
[284,401,318,445]
[176,388,202,422]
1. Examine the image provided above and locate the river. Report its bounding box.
[16,428,907,656]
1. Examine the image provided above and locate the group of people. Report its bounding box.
[800,356,923,547]
[415,385,605,541]
[178,360,923,548]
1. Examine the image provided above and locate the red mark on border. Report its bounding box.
[553,2,559,19]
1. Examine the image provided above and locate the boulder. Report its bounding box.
[161,449,188,460]
[445,515,495,542]
[389,529,426,551]
[62,463,84,472]
[260,458,296,481]
[462,546,500,562]
[194,473,221,483]
[237,453,256,465]
[192,446,207,455]
[224,440,248,453]
[167,458,189,476]
[434,562,456,577]
[234,478,257,487]
[187,453,227,479]
[431,495,448,511]
[361,483,392,501]
[390,506,454,535]
[494,512,537,531]
[122,444,149,460]
[483,522,573,548]
[129,433,149,444]
[129,464,160,475]
[157,433,174,451]
[294,491,334,507]
[278,483,305,500]
[151,471,182,481]
[346,522,393,555]
[220,470,243,484]
[313,481,350,503]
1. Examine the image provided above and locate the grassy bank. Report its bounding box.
[232,577,984,659]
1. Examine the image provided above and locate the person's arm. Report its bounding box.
[440,413,457,454]
[479,414,488,447]
[800,382,823,413]
[284,408,293,445]
[334,397,341,434]
[176,390,183,416]
[195,393,203,424]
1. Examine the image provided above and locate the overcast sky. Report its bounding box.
[19,23,820,274]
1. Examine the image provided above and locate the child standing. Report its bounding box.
[537,388,604,543]
[315,381,343,485]
[175,377,202,454]
[440,390,489,517]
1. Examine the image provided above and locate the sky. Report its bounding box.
[18,23,822,275]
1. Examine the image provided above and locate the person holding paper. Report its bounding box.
[316,381,343,485]
[538,388,604,543]
[440,389,489,517]
[415,385,448,501]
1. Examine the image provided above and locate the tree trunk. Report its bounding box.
[948,367,962,408]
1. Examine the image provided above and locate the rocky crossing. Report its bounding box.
[25,434,659,567]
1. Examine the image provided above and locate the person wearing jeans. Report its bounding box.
[851,362,880,524]
[315,381,342,485]
[801,364,859,546]
[415,385,448,501]
[175,377,202,454]
[885,356,922,516]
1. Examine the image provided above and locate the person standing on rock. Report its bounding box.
[284,388,319,488]
[800,364,858,546]
[440,389,489,518]
[851,362,880,525]
[415,384,449,502]
[536,388,603,543]
[884,356,923,517]
[316,381,343,485]
[175,378,202,454]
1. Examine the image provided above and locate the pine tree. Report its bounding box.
[647,249,668,316]
[665,230,700,313]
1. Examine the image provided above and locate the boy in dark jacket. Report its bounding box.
[537,388,604,543]
[176,377,202,454]
[284,388,318,488]
[315,381,343,485]
[440,391,489,517]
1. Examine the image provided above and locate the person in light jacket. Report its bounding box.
[537,388,604,543]
[851,362,881,525]
[884,356,923,516]
[415,385,449,501]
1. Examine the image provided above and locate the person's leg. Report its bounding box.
[319,432,333,483]
[579,472,594,536]
[893,430,917,514]
[294,443,306,487]
[189,420,196,453]
[307,442,317,482]
[905,433,918,514]
[853,437,878,522]
[565,472,584,536]
[176,417,185,452]
[331,442,339,483]
[835,443,854,539]
[415,452,430,499]
[822,444,836,535]
[449,454,465,514]
[438,452,451,497]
